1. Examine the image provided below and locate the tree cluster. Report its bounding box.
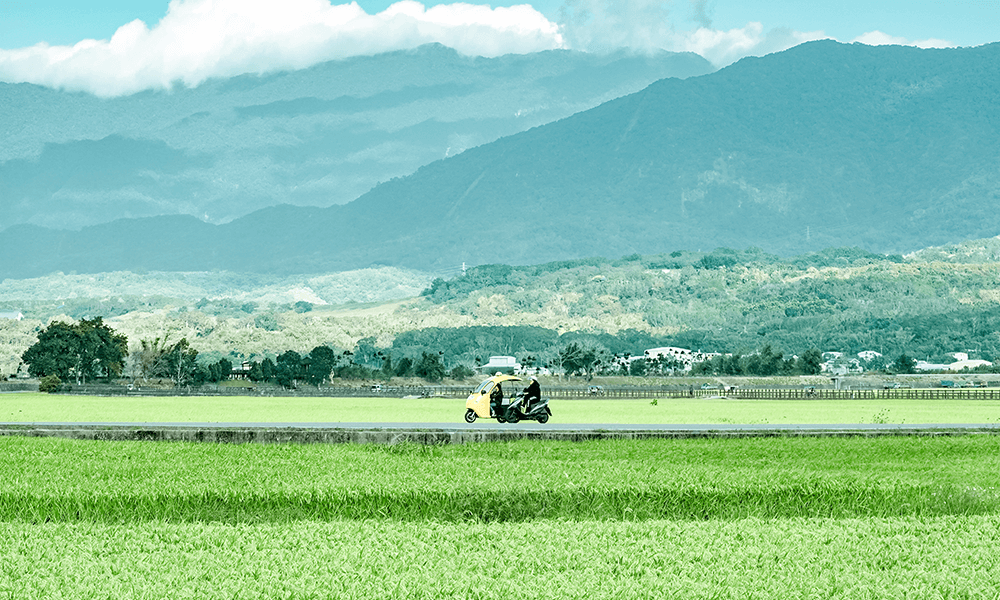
[21,318,127,384]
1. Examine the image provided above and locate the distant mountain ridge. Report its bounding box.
[2,40,999,278]
[0,44,712,230]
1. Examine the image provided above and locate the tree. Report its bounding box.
[249,358,276,382]
[161,338,199,386]
[21,318,127,384]
[449,364,475,380]
[892,353,917,375]
[306,346,338,386]
[275,350,303,388]
[798,348,823,375]
[394,356,414,377]
[415,351,446,382]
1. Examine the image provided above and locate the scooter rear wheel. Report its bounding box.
[506,410,519,424]
[464,409,477,423]
[536,412,549,424]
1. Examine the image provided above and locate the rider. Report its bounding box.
[490,373,504,417]
[523,375,541,411]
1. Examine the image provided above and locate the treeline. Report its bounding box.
[417,248,1000,363]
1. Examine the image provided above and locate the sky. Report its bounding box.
[0,0,997,97]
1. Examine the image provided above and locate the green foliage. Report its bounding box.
[305,346,337,386]
[414,351,446,383]
[6,436,1000,523]
[21,317,127,384]
[274,350,304,388]
[448,364,475,379]
[38,374,61,393]
[893,353,917,375]
[159,338,200,386]
[798,348,823,375]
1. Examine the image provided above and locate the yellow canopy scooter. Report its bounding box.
[464,373,552,424]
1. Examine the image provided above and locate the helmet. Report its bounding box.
[530,375,538,381]
[495,371,503,376]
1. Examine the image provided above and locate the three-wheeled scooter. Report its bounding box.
[464,373,552,424]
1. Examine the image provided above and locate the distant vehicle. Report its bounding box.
[940,380,956,388]
[370,384,383,393]
[588,385,605,395]
[700,383,717,390]
[960,381,976,388]
[883,382,902,389]
[975,381,988,388]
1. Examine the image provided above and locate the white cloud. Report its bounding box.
[679,23,829,66]
[0,0,964,98]
[556,0,828,66]
[556,0,956,68]
[852,30,953,49]
[0,0,564,97]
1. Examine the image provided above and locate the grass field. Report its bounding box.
[4,392,1000,424]
[3,435,1000,598]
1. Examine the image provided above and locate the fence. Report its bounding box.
[46,383,1000,401]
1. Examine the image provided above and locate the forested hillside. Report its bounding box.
[6,239,1000,378]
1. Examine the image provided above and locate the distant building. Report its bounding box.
[822,356,862,375]
[0,311,24,321]
[916,356,993,372]
[477,356,522,374]
[231,361,252,380]
[643,347,716,372]
[857,350,883,362]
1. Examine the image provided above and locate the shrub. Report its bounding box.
[39,375,61,393]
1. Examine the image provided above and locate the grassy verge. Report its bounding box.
[4,517,999,599]
[4,393,1000,424]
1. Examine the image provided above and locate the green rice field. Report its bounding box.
[4,392,1000,424]
[2,435,1000,598]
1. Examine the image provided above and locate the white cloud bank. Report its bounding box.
[0,0,565,97]
[0,0,958,98]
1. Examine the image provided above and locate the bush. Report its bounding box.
[449,364,475,380]
[39,375,61,393]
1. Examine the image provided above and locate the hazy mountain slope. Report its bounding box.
[310,40,1000,269]
[0,45,712,230]
[2,40,998,278]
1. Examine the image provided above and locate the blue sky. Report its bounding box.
[1,0,996,97]
[2,0,996,49]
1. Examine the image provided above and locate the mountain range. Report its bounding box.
[0,44,711,231]
[2,40,999,279]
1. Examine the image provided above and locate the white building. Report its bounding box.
[477,356,522,374]
[0,311,24,321]
[643,347,716,372]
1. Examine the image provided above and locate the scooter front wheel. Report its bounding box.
[464,409,477,423]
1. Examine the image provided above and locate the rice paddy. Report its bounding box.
[2,435,1000,598]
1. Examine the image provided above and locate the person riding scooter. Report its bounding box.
[490,377,504,417]
[523,375,540,411]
